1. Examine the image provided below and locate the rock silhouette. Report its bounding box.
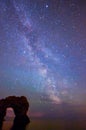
[0,96,30,129]
[11,115,30,130]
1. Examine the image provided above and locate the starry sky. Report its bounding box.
[0,0,86,117]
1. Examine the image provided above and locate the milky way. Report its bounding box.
[0,0,86,109]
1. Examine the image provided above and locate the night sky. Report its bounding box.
[0,0,86,118]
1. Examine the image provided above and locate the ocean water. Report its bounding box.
[1,118,86,130]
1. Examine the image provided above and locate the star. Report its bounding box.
[45,4,49,8]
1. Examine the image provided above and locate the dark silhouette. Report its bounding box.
[0,121,3,130]
[11,115,30,130]
[0,96,30,129]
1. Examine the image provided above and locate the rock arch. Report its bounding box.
[0,96,29,122]
[6,107,15,119]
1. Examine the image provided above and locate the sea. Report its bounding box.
[1,117,86,130]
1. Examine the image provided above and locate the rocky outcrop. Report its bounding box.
[11,115,30,130]
[0,96,29,124]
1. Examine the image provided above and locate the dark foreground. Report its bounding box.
[1,118,86,130]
